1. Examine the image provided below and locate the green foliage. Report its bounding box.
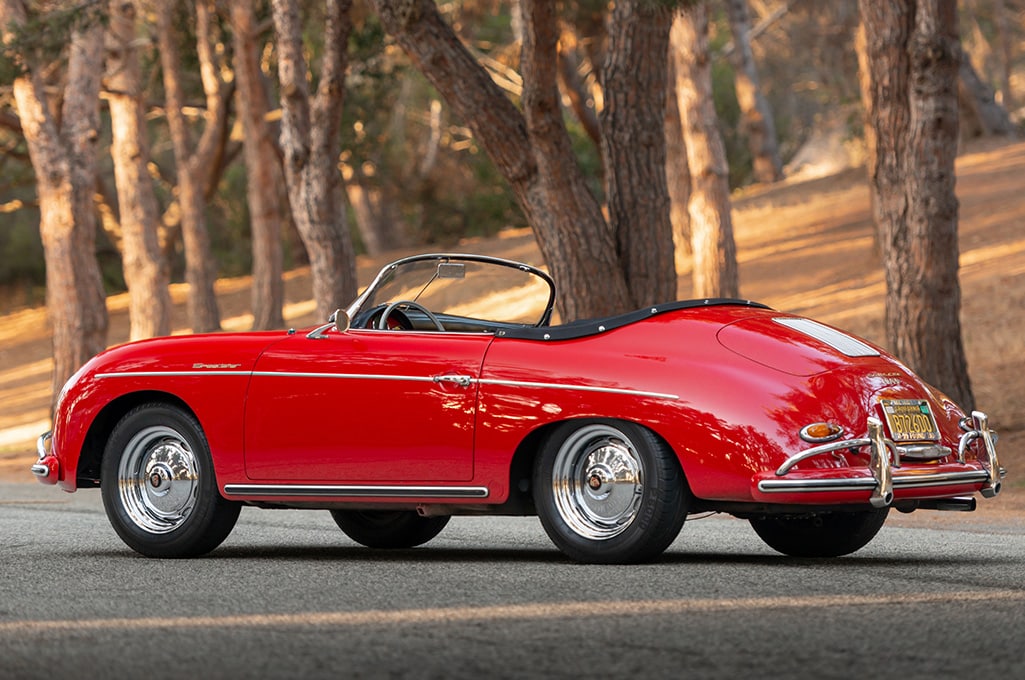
[0,1,106,74]
[206,163,253,279]
[341,13,524,246]
[0,209,44,284]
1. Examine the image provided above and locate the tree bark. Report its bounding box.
[664,54,692,284]
[106,0,172,340]
[600,1,677,307]
[724,0,783,183]
[271,0,358,321]
[369,0,632,320]
[232,0,285,330]
[2,2,109,406]
[154,0,222,333]
[671,6,740,299]
[860,0,974,410]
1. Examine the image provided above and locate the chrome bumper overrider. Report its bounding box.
[759,412,1004,508]
[31,431,54,479]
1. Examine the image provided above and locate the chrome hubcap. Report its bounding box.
[552,424,644,540]
[118,426,200,534]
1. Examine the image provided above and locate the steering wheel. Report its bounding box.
[376,300,446,331]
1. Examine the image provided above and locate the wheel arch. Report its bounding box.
[76,391,198,488]
[505,416,690,512]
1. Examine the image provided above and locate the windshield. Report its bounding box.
[347,254,555,329]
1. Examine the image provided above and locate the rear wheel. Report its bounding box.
[100,403,241,558]
[533,420,689,564]
[329,510,450,549]
[749,507,890,557]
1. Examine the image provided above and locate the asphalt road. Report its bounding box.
[2,482,1023,680]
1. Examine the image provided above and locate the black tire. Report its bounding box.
[533,419,689,564]
[100,403,241,558]
[749,507,890,558]
[329,510,450,549]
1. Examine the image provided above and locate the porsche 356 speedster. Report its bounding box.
[33,253,1005,563]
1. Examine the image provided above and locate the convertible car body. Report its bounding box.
[34,254,1005,563]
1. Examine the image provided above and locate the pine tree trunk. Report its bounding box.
[957,46,1015,138]
[232,0,285,330]
[664,55,692,289]
[860,0,974,410]
[671,6,740,299]
[271,0,358,321]
[107,0,172,340]
[2,5,110,405]
[724,0,783,183]
[155,2,221,333]
[600,1,677,307]
[370,0,632,321]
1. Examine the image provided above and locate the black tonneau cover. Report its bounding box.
[496,299,770,341]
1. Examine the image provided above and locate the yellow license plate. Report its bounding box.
[880,399,940,442]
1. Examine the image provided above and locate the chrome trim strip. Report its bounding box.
[758,469,991,494]
[775,437,872,476]
[478,378,679,401]
[223,484,489,499]
[97,371,250,378]
[94,370,677,400]
[760,478,877,492]
[252,371,436,383]
[892,470,992,488]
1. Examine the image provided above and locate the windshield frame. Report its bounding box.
[345,253,557,328]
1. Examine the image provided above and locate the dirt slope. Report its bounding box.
[2,140,1022,513]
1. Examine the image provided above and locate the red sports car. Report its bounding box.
[33,253,1004,563]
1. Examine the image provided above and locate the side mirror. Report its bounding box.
[328,308,350,332]
[308,309,350,339]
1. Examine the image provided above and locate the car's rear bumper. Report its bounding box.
[753,412,1003,507]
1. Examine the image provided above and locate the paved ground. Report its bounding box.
[2,482,1022,679]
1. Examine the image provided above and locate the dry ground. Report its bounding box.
[2,140,1022,516]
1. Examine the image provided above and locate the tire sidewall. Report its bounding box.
[533,419,687,564]
[330,510,450,549]
[749,507,891,558]
[101,403,238,558]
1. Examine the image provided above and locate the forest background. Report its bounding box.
[0,0,1023,489]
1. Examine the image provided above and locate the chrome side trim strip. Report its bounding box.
[758,469,991,494]
[97,371,251,378]
[223,484,490,499]
[478,378,679,401]
[95,370,678,400]
[252,371,436,383]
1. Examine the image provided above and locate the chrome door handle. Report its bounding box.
[433,374,473,387]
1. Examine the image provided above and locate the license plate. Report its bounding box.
[880,399,941,442]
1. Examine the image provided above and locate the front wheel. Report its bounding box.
[533,420,689,564]
[329,510,450,549]
[749,507,890,558]
[100,403,241,558]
